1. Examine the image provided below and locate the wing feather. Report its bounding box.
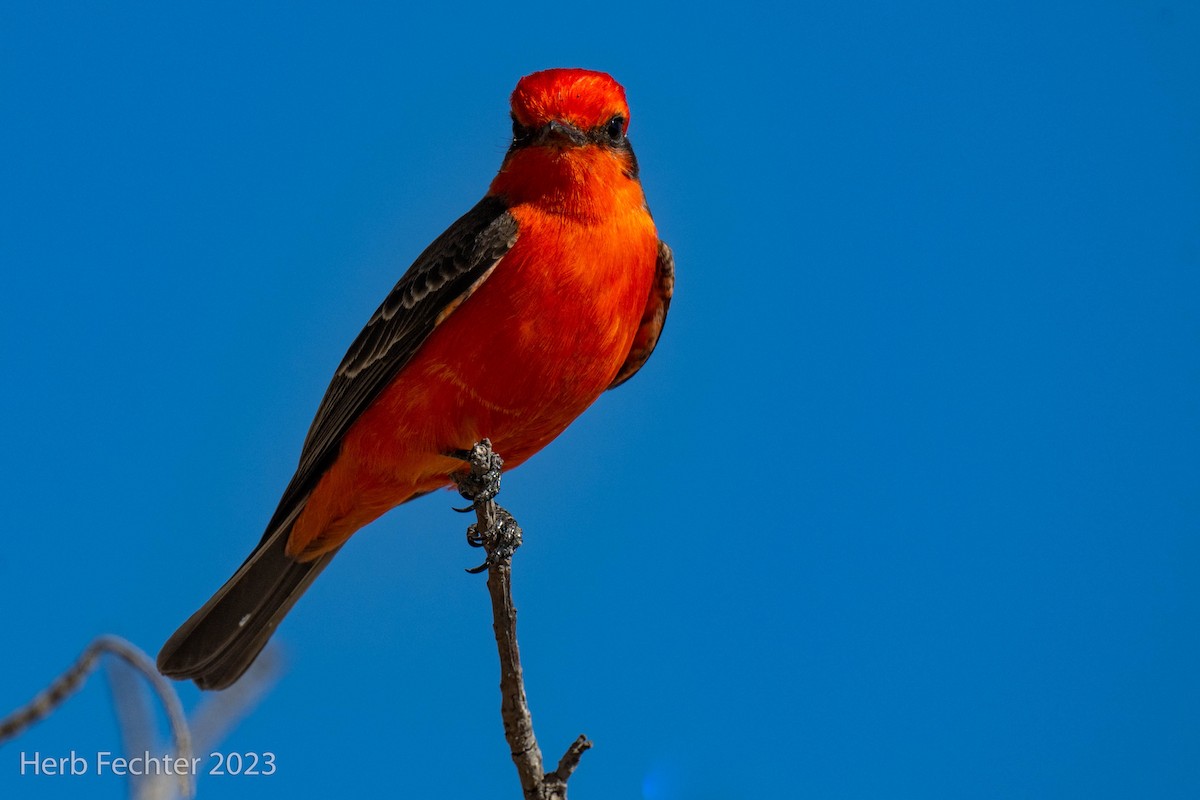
[609,239,674,389]
[262,194,518,539]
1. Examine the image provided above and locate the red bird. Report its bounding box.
[158,68,674,689]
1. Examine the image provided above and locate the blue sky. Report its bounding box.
[1,2,1197,798]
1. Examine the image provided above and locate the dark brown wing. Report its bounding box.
[609,239,674,389]
[263,194,518,538]
[158,194,517,689]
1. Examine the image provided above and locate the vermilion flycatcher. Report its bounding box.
[158,69,674,689]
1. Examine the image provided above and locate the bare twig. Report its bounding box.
[0,635,195,799]
[105,656,161,800]
[454,439,592,800]
[545,734,593,795]
[185,645,283,756]
[111,645,284,800]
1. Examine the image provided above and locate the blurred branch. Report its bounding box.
[108,646,283,800]
[2,634,282,800]
[184,645,282,756]
[0,635,194,799]
[454,439,592,800]
[106,656,160,799]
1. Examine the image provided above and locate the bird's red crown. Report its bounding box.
[510,68,630,135]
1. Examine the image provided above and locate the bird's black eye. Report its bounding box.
[512,118,533,146]
[605,115,626,143]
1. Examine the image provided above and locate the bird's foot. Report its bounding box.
[449,438,504,509]
[449,439,522,572]
[464,509,523,574]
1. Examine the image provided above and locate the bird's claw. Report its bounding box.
[450,439,521,573]
[464,509,523,573]
[449,439,504,506]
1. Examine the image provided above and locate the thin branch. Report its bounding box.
[0,635,195,799]
[113,645,284,800]
[455,439,592,800]
[185,644,283,755]
[547,735,592,789]
[105,656,160,800]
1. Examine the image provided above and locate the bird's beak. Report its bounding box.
[540,120,588,147]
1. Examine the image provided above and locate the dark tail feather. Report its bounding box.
[158,524,339,690]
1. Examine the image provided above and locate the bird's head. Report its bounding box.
[508,68,631,151]
[493,69,643,215]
